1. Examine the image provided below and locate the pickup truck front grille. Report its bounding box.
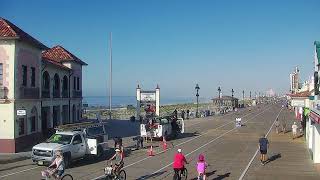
[33,149,52,157]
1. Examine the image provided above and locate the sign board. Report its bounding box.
[236,118,242,127]
[17,109,26,116]
[291,99,305,107]
[141,93,156,102]
[83,103,89,108]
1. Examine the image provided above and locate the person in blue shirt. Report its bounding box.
[259,134,269,165]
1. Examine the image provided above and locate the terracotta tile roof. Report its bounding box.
[42,57,71,71]
[42,45,87,65]
[0,17,47,49]
[289,91,311,98]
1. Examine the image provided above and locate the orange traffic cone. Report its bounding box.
[162,137,167,151]
[148,145,155,156]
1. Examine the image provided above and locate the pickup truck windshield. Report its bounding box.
[47,134,73,145]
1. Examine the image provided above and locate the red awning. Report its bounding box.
[309,111,320,124]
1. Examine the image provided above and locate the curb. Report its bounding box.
[0,152,31,164]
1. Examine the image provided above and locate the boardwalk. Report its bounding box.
[1,104,319,180]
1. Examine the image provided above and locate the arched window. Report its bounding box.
[62,76,68,97]
[42,71,50,98]
[53,74,60,98]
[29,106,38,133]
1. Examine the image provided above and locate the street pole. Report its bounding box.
[231,89,234,109]
[242,90,245,107]
[195,84,200,118]
[218,87,221,113]
[109,32,112,120]
[250,91,252,100]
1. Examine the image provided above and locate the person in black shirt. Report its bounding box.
[259,134,269,165]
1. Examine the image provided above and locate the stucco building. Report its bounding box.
[0,18,87,153]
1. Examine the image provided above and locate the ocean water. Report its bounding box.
[83,96,210,107]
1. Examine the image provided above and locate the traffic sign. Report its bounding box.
[17,109,26,116]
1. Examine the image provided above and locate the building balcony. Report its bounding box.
[62,90,69,98]
[0,86,8,100]
[42,89,50,98]
[73,90,82,98]
[53,90,60,98]
[19,87,40,99]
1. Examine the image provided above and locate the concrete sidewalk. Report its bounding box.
[0,151,31,164]
[245,109,320,179]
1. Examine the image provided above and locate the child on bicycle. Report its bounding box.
[197,154,207,180]
[48,150,65,180]
[107,148,124,175]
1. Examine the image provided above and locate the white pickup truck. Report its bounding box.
[140,117,185,139]
[32,122,109,167]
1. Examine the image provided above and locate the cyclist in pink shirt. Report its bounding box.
[173,149,188,179]
[197,154,207,180]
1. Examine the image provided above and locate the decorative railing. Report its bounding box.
[53,90,60,98]
[42,89,50,98]
[19,87,40,99]
[0,87,8,100]
[62,90,69,98]
[72,90,82,98]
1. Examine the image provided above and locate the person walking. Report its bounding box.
[259,134,269,165]
[181,110,185,120]
[186,109,190,119]
[173,109,178,118]
[275,118,280,134]
[292,122,298,139]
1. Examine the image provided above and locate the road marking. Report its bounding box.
[91,107,269,180]
[0,108,256,180]
[238,107,283,180]
[0,166,40,178]
[146,106,273,178]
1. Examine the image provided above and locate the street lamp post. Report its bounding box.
[231,88,234,109]
[195,84,200,118]
[242,90,245,107]
[218,87,221,113]
[250,91,252,100]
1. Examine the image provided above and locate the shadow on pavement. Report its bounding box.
[212,172,231,180]
[69,149,114,169]
[190,170,217,180]
[295,134,304,139]
[135,171,167,180]
[207,170,217,177]
[266,153,281,164]
[105,119,140,139]
[173,131,200,141]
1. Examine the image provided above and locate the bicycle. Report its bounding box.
[41,168,73,180]
[173,167,188,180]
[197,164,209,180]
[104,162,126,180]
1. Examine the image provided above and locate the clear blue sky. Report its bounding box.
[2,0,320,98]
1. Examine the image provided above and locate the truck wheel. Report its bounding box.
[64,153,71,168]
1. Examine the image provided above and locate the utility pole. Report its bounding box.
[109,32,112,120]
[242,90,245,107]
[218,87,221,113]
[231,89,234,109]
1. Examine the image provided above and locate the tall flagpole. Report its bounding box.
[109,32,112,120]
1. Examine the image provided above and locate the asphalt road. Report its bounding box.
[1,104,318,180]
